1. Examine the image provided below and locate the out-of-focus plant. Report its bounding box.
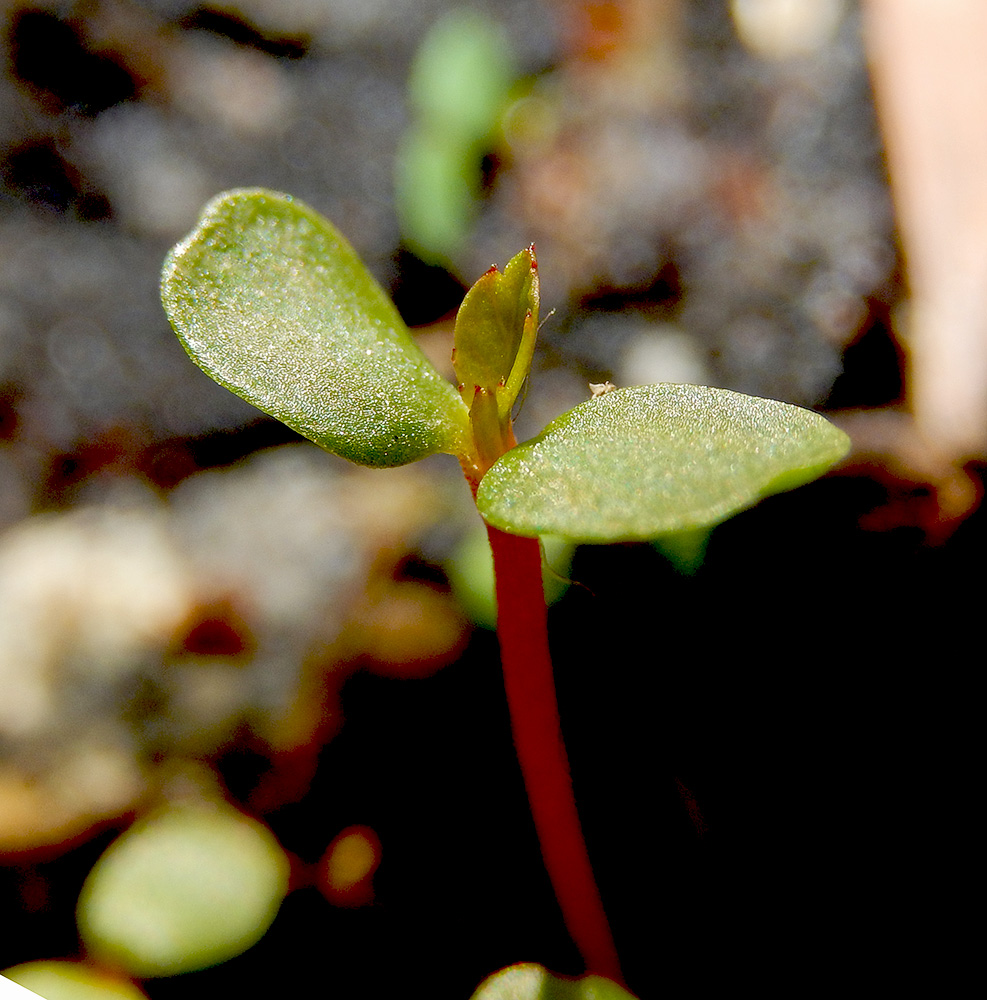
[3,793,290,999]
[446,524,574,630]
[75,802,289,978]
[2,960,148,999]
[470,962,638,1000]
[395,8,517,266]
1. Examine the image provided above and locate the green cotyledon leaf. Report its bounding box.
[470,963,638,1000]
[476,383,850,542]
[162,189,470,467]
[2,961,149,999]
[77,803,289,978]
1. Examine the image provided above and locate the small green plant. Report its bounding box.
[155,188,847,997]
[4,794,290,1000]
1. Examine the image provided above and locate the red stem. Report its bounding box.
[485,523,624,985]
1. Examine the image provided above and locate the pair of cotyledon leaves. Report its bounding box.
[162,189,849,543]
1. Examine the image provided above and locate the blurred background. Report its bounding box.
[0,1,981,996]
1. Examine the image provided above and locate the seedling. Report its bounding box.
[160,188,849,996]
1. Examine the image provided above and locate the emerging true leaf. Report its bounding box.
[476,383,850,542]
[162,189,470,467]
[452,246,539,474]
[453,246,539,418]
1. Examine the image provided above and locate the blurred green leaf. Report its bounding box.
[2,962,147,1000]
[652,525,713,575]
[77,803,289,978]
[446,525,574,629]
[470,963,638,1000]
[477,384,850,542]
[408,9,515,137]
[396,9,516,263]
[162,188,470,467]
[395,129,479,266]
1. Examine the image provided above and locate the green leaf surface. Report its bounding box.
[3,962,148,1000]
[477,383,850,542]
[162,188,469,467]
[77,803,289,978]
[470,963,638,1000]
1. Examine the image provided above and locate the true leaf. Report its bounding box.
[162,188,470,467]
[453,246,539,412]
[476,383,850,542]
